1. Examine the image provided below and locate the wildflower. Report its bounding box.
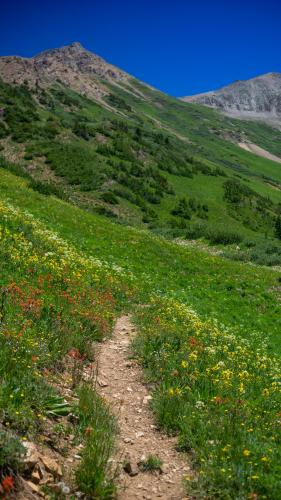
[181,360,188,369]
[239,383,245,394]
[222,445,231,452]
[261,456,269,462]
[1,475,14,492]
[188,336,198,347]
[168,388,174,396]
[251,475,259,480]
[262,388,269,397]
[243,449,251,457]
[213,395,223,404]
[189,352,198,362]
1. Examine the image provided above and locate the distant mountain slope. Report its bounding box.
[181,73,281,127]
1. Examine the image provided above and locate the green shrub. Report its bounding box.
[28,179,67,200]
[105,93,132,112]
[171,198,192,220]
[100,191,119,205]
[0,156,31,180]
[0,430,25,475]
[207,228,243,245]
[0,122,8,139]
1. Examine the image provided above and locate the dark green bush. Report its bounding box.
[100,191,119,205]
[207,228,243,245]
[171,198,192,220]
[0,122,8,139]
[28,179,67,200]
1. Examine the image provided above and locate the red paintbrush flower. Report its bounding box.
[1,475,14,491]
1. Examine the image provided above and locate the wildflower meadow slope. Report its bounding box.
[0,198,134,497]
[0,167,280,498]
[135,297,281,499]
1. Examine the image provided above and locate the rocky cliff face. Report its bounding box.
[0,42,131,100]
[181,73,281,126]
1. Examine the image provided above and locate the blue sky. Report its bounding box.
[0,0,280,96]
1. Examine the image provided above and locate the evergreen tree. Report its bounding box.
[275,216,281,240]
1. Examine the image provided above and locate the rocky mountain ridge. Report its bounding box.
[0,42,132,101]
[181,72,281,127]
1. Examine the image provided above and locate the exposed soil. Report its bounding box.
[238,142,281,164]
[95,315,191,500]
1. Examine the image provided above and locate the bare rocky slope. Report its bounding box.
[0,42,135,102]
[181,72,281,127]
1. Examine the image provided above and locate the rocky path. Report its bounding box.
[95,315,191,500]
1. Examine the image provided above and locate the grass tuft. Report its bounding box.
[75,384,117,499]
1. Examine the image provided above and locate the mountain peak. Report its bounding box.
[181,72,281,127]
[0,41,130,101]
[33,41,91,59]
[68,41,84,49]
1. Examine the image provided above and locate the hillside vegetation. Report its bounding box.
[0,44,280,498]
[0,167,280,498]
[0,74,281,267]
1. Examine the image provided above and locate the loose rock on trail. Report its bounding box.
[95,315,191,500]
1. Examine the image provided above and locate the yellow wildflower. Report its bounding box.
[262,388,269,397]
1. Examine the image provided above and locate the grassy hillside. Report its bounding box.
[0,65,281,497]
[0,77,281,268]
[0,167,280,498]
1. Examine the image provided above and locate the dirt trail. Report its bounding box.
[95,315,191,500]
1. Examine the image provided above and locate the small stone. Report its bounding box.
[135,431,144,438]
[97,378,108,387]
[39,473,53,486]
[123,437,132,443]
[142,395,152,405]
[160,463,168,474]
[68,413,79,423]
[26,481,40,494]
[31,470,41,484]
[40,456,62,477]
[22,441,40,469]
[123,459,139,477]
[74,454,82,460]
